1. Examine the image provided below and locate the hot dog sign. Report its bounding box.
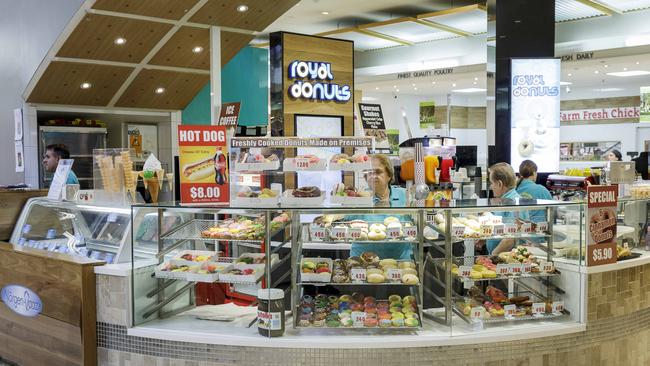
[178,125,230,205]
[586,185,618,266]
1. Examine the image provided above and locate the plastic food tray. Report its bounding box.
[300,257,333,283]
[233,160,280,172]
[283,158,327,172]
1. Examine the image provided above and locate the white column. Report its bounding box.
[210,26,222,125]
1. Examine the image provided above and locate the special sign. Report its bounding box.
[178,125,229,205]
[586,185,618,266]
[287,60,351,102]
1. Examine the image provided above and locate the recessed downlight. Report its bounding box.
[80,82,92,89]
[114,37,126,45]
[192,46,204,53]
[236,4,248,12]
[321,11,329,15]
[155,87,165,94]
[594,70,599,74]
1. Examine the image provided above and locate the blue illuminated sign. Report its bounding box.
[1,285,43,317]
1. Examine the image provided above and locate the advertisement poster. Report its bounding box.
[641,86,650,122]
[178,125,229,205]
[510,59,560,173]
[586,185,618,266]
[127,124,158,161]
[14,141,23,173]
[386,129,400,155]
[217,102,241,126]
[419,101,436,128]
[358,103,389,151]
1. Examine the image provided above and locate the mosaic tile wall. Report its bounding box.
[587,263,650,321]
[97,274,131,326]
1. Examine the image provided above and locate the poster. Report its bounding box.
[358,103,389,151]
[641,86,650,122]
[218,102,241,126]
[14,141,23,173]
[127,124,158,161]
[419,101,436,129]
[510,59,561,173]
[14,108,22,141]
[386,129,400,156]
[586,185,618,266]
[178,125,229,205]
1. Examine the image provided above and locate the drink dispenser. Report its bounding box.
[398,136,456,185]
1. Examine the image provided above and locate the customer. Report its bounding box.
[605,149,622,162]
[42,144,79,185]
[486,162,528,254]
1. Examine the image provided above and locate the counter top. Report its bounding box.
[128,314,584,349]
[94,259,158,276]
[554,250,650,274]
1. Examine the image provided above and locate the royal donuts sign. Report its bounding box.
[287,60,351,102]
[587,185,618,266]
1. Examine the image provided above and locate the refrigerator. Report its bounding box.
[39,126,107,189]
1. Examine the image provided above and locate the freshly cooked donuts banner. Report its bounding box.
[586,185,618,266]
[178,125,229,205]
[510,58,560,173]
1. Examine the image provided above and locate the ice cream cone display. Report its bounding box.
[131,171,139,189]
[156,169,165,189]
[146,177,160,203]
[166,173,173,191]
[120,151,136,199]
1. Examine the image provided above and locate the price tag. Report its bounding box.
[350,268,366,282]
[480,225,492,236]
[532,302,546,316]
[493,224,505,236]
[521,222,533,234]
[490,216,503,225]
[387,227,401,239]
[107,213,118,223]
[452,225,466,237]
[510,263,523,275]
[404,226,417,238]
[522,263,532,273]
[496,264,509,276]
[542,261,554,273]
[294,158,311,170]
[591,245,615,265]
[351,311,366,327]
[331,227,348,241]
[459,266,472,277]
[536,222,549,233]
[470,306,485,319]
[552,301,564,314]
[387,268,402,282]
[190,186,221,200]
[478,216,491,225]
[504,304,516,318]
[310,226,326,241]
[505,224,518,235]
[348,228,362,240]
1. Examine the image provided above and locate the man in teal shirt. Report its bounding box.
[516,160,552,222]
[42,144,79,185]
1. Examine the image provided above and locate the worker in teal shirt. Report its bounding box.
[348,154,411,259]
[516,160,552,223]
[486,163,529,254]
[42,144,79,185]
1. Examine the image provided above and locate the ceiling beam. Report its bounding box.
[417,4,485,19]
[52,56,209,74]
[413,19,471,37]
[574,0,622,15]
[354,29,414,46]
[315,27,357,37]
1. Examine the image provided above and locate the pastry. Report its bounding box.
[361,251,380,264]
[401,274,419,284]
[389,295,401,303]
[364,318,378,327]
[401,268,418,277]
[404,318,419,327]
[379,258,398,267]
[367,273,385,283]
[398,261,416,270]
[384,217,400,226]
[518,140,534,157]
[379,318,392,327]
[293,186,321,198]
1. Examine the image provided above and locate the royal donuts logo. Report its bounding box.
[511,74,559,97]
[287,60,351,102]
[1,285,43,317]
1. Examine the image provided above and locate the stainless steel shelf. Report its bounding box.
[455,272,560,282]
[299,282,419,286]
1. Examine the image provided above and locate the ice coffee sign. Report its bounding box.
[287,60,351,102]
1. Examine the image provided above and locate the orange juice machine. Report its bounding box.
[398,136,457,200]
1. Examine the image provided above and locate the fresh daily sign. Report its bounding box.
[287,61,351,102]
[1,285,43,317]
[510,59,561,173]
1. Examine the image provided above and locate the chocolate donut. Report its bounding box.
[293,186,321,197]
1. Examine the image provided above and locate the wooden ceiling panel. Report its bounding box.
[221,32,254,66]
[26,62,133,106]
[92,0,201,20]
[56,14,172,63]
[189,0,300,31]
[149,27,210,70]
[115,69,209,109]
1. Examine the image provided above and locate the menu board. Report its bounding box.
[358,103,389,151]
[586,185,618,266]
[217,102,241,127]
[178,125,230,205]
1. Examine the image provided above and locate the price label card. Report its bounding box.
[542,261,554,273]
[532,302,546,316]
[387,227,401,239]
[480,225,492,236]
[536,222,549,233]
[459,266,472,277]
[493,224,505,236]
[591,244,616,265]
[470,306,485,319]
[387,268,402,282]
[348,228,362,240]
[478,216,491,225]
[496,264,509,276]
[522,263,532,273]
[404,226,417,238]
[350,268,366,282]
[552,301,564,314]
[521,222,533,234]
[510,263,523,275]
[452,225,466,237]
[351,311,366,327]
[294,158,311,170]
[310,226,326,241]
[331,227,348,241]
[504,304,517,318]
[505,224,518,235]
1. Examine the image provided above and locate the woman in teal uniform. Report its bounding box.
[516,160,552,223]
[348,154,411,259]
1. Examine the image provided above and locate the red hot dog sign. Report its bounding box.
[586,185,618,266]
[178,125,229,205]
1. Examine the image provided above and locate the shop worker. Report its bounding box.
[605,149,622,162]
[486,162,529,254]
[516,160,552,222]
[42,144,79,185]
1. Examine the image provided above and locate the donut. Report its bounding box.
[361,251,380,264]
[364,318,378,327]
[518,140,534,157]
[293,186,321,198]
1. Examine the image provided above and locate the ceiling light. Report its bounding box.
[637,61,641,65]
[452,88,487,93]
[414,87,418,90]
[568,73,572,77]
[155,87,165,94]
[606,70,650,77]
[595,87,624,92]
[626,34,650,47]
[604,64,608,68]
[560,81,573,85]
[114,37,126,45]
[396,89,399,92]
[473,81,477,85]
[452,83,456,87]
[594,70,599,74]
[192,46,204,53]
[236,4,248,12]
[565,86,571,93]
[432,81,436,85]
[375,87,379,90]
[321,11,329,15]
[474,77,478,81]
[80,82,92,89]
[624,67,628,71]
[393,85,397,88]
